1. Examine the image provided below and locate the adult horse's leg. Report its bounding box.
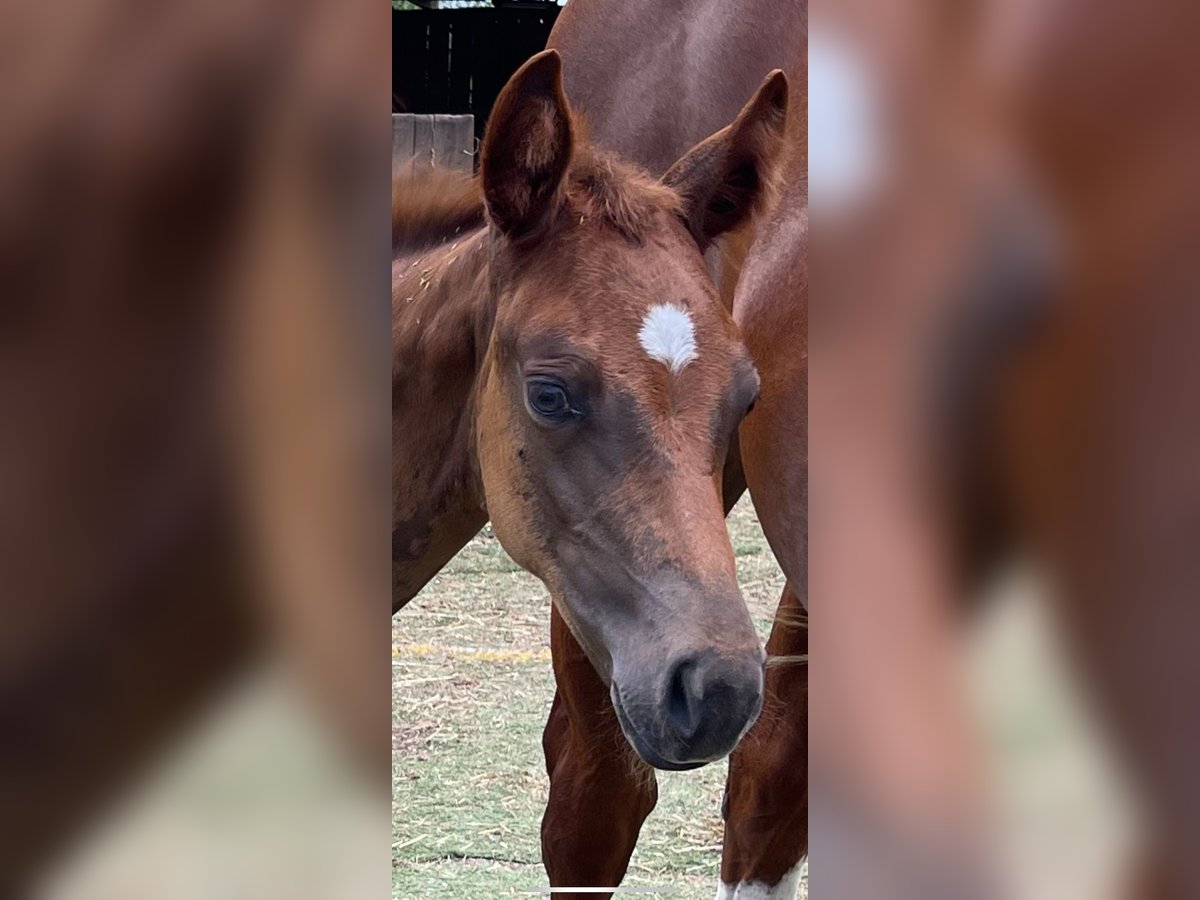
[718,582,808,898]
[541,607,658,896]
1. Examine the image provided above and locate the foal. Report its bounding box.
[394,50,787,795]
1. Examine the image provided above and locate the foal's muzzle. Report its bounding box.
[611,648,765,770]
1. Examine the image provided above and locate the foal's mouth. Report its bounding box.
[609,683,709,772]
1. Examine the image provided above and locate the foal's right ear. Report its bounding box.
[480,50,574,239]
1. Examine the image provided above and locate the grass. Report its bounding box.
[392,497,804,898]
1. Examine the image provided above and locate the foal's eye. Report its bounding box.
[525,379,578,422]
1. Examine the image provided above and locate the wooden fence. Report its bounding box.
[393,7,562,143]
[393,114,475,172]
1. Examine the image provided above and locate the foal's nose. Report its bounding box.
[662,650,765,762]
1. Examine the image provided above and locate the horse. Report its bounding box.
[392,48,792,876]
[548,2,809,895]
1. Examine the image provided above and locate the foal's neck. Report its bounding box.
[392,226,493,607]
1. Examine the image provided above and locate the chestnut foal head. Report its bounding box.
[422,51,787,769]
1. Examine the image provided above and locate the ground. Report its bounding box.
[392,497,807,898]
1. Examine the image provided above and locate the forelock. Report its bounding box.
[566,148,684,243]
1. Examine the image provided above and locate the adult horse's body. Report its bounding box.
[548,2,808,895]
[393,47,791,835]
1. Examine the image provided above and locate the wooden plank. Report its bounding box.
[399,114,474,171]
[392,12,425,112]
[448,17,474,113]
[411,114,435,168]
[426,17,451,112]
[471,12,503,140]
[432,114,475,171]
[392,114,416,170]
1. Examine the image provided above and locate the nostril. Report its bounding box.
[665,657,701,741]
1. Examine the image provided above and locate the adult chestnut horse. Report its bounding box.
[549,2,808,896]
[393,47,791,837]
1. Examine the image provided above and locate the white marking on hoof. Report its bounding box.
[716,860,804,899]
[638,303,698,373]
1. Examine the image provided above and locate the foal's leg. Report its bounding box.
[541,606,658,897]
[718,581,808,898]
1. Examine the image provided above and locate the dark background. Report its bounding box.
[393,7,563,141]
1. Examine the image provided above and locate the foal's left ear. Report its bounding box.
[663,70,789,250]
[480,50,574,239]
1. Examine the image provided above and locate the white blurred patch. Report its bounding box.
[968,564,1140,900]
[34,664,387,900]
[638,303,698,373]
[809,29,883,214]
[715,860,805,899]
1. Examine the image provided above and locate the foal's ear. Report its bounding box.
[480,50,574,239]
[663,70,789,250]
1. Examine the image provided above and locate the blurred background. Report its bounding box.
[808,0,1200,897]
[1,0,390,896]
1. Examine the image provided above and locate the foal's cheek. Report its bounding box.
[475,385,548,578]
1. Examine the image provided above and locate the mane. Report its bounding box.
[392,164,485,258]
[564,146,684,243]
[391,148,683,258]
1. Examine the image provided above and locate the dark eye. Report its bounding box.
[526,379,577,422]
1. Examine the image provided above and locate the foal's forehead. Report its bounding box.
[508,200,746,376]
[515,293,747,387]
[519,229,731,337]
